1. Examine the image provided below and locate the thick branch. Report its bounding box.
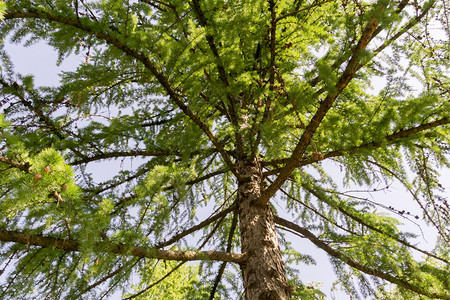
[0,228,246,264]
[308,0,425,90]
[262,117,450,170]
[274,216,450,299]
[0,155,31,172]
[370,0,436,60]
[259,11,383,204]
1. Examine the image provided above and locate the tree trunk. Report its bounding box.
[237,159,292,300]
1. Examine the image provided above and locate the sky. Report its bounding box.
[2,36,449,300]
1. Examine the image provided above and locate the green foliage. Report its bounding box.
[376,255,450,299]
[127,261,214,299]
[0,0,449,299]
[0,2,5,21]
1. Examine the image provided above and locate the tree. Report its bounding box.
[0,0,449,299]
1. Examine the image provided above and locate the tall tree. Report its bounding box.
[0,0,449,299]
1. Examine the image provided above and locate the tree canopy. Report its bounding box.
[0,0,449,299]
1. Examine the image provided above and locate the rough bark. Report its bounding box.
[237,159,292,300]
[0,229,245,263]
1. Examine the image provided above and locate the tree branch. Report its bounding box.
[274,216,450,299]
[301,184,450,265]
[0,228,246,264]
[259,8,384,205]
[307,0,426,90]
[262,117,450,171]
[372,0,436,56]
[0,155,31,172]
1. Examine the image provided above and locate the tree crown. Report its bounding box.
[0,0,449,299]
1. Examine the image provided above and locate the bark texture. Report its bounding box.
[237,159,292,300]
